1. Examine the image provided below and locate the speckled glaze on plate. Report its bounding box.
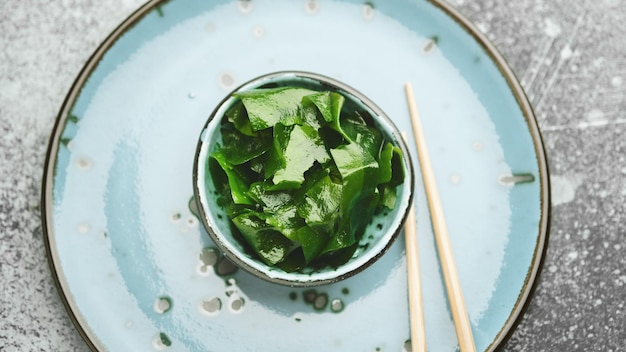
[41,0,550,351]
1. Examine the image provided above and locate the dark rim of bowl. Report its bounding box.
[192,70,415,287]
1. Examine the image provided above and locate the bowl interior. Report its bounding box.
[194,71,414,286]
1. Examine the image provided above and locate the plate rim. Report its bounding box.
[41,1,167,350]
[428,0,551,350]
[40,0,551,351]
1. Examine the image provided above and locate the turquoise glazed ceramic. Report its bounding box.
[193,71,414,287]
[42,0,550,351]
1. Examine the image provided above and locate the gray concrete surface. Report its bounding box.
[1,0,625,351]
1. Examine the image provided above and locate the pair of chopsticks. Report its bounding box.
[403,82,476,352]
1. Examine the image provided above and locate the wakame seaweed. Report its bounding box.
[208,86,404,271]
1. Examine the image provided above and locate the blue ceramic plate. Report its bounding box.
[42,1,550,351]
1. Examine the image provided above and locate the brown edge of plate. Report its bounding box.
[40,1,170,351]
[426,1,552,351]
[40,0,551,351]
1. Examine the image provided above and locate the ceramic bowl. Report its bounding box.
[193,71,414,287]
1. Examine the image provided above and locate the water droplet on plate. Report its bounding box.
[498,173,535,186]
[154,296,172,314]
[77,223,91,234]
[253,25,265,38]
[313,293,328,311]
[219,72,235,90]
[330,298,344,312]
[197,263,209,275]
[423,38,437,54]
[305,0,319,14]
[216,257,238,276]
[152,332,172,349]
[201,297,222,315]
[75,156,93,171]
[186,216,198,227]
[237,0,253,13]
[303,289,317,303]
[170,213,181,223]
[403,339,412,352]
[188,196,200,217]
[449,174,461,185]
[362,2,374,19]
[199,247,219,267]
[230,297,245,312]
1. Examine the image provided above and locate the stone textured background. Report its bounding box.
[1,0,624,351]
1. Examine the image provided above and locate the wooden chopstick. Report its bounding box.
[401,132,427,352]
[404,82,477,352]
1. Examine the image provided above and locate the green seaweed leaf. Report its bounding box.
[235,87,315,130]
[272,124,330,189]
